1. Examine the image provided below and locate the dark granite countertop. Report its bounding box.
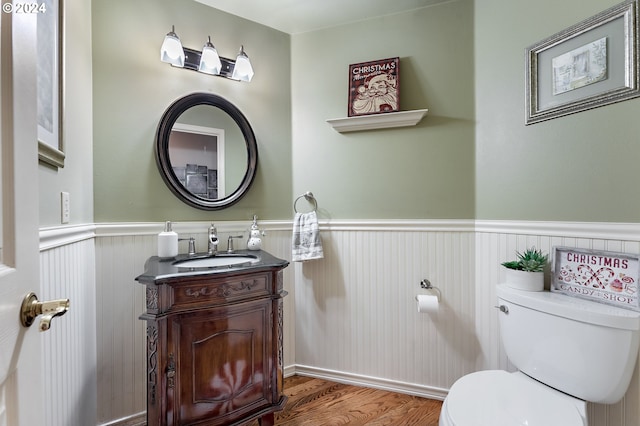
[136,249,289,283]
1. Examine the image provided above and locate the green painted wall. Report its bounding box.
[291,1,476,219]
[92,0,292,222]
[39,0,94,227]
[89,0,639,224]
[475,0,640,222]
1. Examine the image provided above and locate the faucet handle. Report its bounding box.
[179,237,196,255]
[227,235,243,253]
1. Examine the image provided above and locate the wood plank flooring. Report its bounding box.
[246,375,443,426]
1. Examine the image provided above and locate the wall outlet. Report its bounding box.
[61,192,70,224]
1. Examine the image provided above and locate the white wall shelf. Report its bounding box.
[326,109,428,133]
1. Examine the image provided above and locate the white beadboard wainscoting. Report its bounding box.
[291,220,476,400]
[39,225,97,426]
[40,220,640,426]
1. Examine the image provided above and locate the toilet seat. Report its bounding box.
[441,370,586,426]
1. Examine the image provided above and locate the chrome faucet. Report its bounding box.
[227,235,243,253]
[208,223,218,255]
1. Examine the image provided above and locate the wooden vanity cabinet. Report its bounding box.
[137,257,288,426]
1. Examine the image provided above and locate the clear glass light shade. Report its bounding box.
[160,27,185,67]
[198,37,222,75]
[231,46,254,82]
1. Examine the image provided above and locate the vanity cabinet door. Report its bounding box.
[166,298,273,425]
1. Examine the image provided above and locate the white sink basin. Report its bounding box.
[174,254,258,269]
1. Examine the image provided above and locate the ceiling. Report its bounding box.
[194,0,449,34]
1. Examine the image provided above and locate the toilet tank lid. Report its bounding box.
[497,284,640,330]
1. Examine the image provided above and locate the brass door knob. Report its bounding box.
[20,292,70,331]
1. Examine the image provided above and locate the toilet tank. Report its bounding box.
[496,284,640,404]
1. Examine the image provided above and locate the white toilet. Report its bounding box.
[440,284,640,426]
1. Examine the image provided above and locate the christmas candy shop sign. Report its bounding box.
[552,247,640,311]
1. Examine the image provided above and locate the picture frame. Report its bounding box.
[37,0,65,168]
[525,0,640,125]
[348,57,399,117]
[552,246,640,312]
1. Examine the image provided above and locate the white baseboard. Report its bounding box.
[97,412,145,426]
[284,364,297,378]
[291,364,448,401]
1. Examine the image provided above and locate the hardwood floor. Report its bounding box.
[247,375,443,426]
[132,375,443,425]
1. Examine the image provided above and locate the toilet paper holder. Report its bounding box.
[418,279,441,302]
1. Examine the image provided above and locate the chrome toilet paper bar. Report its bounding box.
[418,278,441,302]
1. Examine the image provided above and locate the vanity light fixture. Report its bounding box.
[231,46,254,82]
[198,36,222,75]
[160,26,254,82]
[160,25,185,67]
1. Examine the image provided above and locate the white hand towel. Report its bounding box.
[292,211,324,262]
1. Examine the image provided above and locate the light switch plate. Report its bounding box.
[61,192,70,224]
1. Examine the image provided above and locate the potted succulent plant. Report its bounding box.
[501,247,548,291]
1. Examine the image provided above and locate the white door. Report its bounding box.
[0,11,44,426]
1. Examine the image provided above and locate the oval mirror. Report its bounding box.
[155,93,258,210]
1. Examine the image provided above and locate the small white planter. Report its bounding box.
[504,268,544,291]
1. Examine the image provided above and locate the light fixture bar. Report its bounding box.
[182,47,240,80]
[160,27,252,82]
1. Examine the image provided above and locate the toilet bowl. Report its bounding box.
[440,284,640,426]
[439,370,586,426]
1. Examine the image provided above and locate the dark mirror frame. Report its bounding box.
[155,92,258,210]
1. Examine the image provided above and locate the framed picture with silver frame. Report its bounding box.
[37,0,65,168]
[525,0,640,125]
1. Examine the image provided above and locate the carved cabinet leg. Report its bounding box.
[259,413,275,426]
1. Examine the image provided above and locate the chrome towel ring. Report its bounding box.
[294,191,318,213]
